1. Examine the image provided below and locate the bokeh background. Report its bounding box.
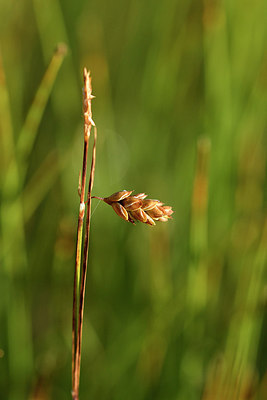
[0,0,266,399]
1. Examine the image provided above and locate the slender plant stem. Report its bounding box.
[72,68,95,400]
[75,127,97,396]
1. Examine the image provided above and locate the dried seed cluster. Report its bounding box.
[100,190,173,226]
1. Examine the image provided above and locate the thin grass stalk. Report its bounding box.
[74,127,97,397]
[72,210,85,392]
[72,68,95,400]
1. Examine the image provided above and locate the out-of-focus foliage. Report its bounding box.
[0,0,266,399]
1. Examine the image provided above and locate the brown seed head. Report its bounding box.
[100,190,173,226]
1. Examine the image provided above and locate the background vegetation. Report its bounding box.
[0,0,266,399]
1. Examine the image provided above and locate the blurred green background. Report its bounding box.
[0,0,266,399]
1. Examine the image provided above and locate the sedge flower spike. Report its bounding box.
[93,190,173,225]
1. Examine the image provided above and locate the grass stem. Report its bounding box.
[72,69,96,400]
